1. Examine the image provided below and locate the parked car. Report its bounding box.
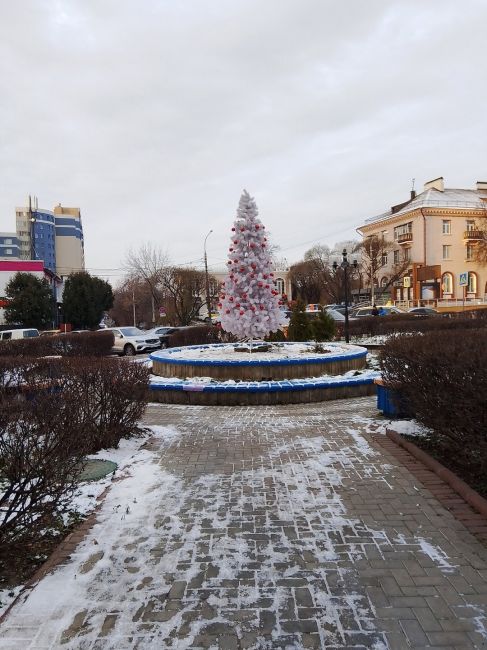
[0,328,40,341]
[104,327,161,356]
[408,307,439,316]
[146,326,181,348]
[351,306,404,318]
[324,308,346,322]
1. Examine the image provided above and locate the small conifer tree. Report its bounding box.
[287,301,313,341]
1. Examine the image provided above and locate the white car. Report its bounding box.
[104,327,161,356]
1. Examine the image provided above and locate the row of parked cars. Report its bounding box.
[324,304,439,321]
[0,325,184,356]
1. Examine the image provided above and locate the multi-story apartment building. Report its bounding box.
[11,198,84,278]
[53,204,85,279]
[0,233,20,259]
[357,178,487,308]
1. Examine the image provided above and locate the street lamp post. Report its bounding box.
[333,248,358,344]
[204,229,213,322]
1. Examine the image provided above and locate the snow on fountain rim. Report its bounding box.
[150,342,367,366]
[149,367,380,392]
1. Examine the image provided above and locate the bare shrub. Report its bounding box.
[339,311,487,340]
[380,329,487,480]
[57,358,150,452]
[169,325,220,348]
[0,331,114,358]
[0,356,149,580]
[0,364,89,575]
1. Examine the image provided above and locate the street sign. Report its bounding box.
[403,276,411,288]
[459,272,468,287]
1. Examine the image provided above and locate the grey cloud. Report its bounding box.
[0,0,486,282]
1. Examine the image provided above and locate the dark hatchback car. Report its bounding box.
[146,326,180,348]
[408,307,439,317]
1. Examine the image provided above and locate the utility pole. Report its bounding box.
[132,286,136,327]
[204,229,213,322]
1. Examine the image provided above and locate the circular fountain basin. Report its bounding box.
[151,342,367,381]
[149,342,377,405]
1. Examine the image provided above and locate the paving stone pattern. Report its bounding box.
[2,397,487,649]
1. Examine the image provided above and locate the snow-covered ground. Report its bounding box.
[2,402,486,649]
[0,425,181,619]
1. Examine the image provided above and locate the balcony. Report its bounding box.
[397,232,413,244]
[463,230,483,241]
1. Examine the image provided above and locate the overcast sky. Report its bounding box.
[1,0,486,285]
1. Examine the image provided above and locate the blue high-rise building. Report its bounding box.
[0,233,20,258]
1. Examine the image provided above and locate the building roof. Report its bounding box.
[363,187,487,227]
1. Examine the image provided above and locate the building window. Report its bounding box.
[275,278,285,294]
[466,244,475,260]
[442,220,451,234]
[380,277,388,288]
[394,222,413,240]
[466,219,476,232]
[403,248,410,261]
[5,248,12,255]
[468,272,477,294]
[442,272,453,295]
[393,250,399,265]
[442,245,451,260]
[381,253,388,266]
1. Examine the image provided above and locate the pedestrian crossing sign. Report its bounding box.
[459,272,468,287]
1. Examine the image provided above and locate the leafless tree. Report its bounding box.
[357,235,409,303]
[124,243,169,324]
[160,267,206,325]
[474,217,487,266]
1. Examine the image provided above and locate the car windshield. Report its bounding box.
[119,327,143,337]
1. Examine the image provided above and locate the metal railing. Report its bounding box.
[397,232,413,244]
[463,230,483,240]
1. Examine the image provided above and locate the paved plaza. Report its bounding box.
[1,397,487,649]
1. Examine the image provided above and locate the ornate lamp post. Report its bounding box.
[204,229,213,322]
[333,248,358,343]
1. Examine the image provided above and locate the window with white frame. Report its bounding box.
[442,245,451,260]
[466,244,475,260]
[393,250,399,265]
[468,272,477,294]
[403,248,410,261]
[466,219,476,232]
[442,272,453,294]
[442,220,451,234]
[381,253,388,266]
[274,278,285,294]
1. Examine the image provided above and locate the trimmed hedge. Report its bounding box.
[0,330,114,357]
[380,329,487,488]
[169,325,220,348]
[336,310,487,339]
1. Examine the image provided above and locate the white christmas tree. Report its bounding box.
[219,190,287,339]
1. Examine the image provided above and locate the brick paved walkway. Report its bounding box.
[2,397,487,649]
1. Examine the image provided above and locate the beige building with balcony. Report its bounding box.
[357,177,487,308]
